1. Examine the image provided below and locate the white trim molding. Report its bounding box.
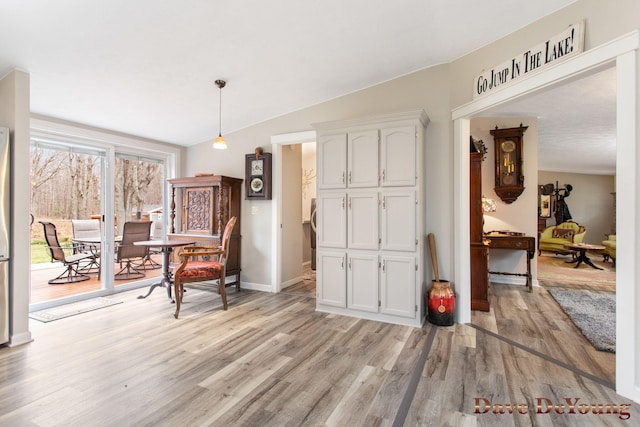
[452,30,639,403]
[270,130,317,293]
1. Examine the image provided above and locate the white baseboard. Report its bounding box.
[489,274,527,286]
[302,261,311,268]
[9,331,33,347]
[281,276,304,289]
[240,281,274,293]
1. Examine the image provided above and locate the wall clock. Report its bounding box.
[245,148,272,200]
[490,125,528,204]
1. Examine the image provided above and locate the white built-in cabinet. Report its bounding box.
[313,110,429,327]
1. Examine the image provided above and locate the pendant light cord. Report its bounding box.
[218,84,222,137]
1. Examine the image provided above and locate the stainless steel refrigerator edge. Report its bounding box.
[0,127,9,345]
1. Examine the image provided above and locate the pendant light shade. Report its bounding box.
[213,79,227,149]
[213,135,227,149]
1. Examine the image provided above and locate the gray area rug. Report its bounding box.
[29,297,123,323]
[548,288,615,353]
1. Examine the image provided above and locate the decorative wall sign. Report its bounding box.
[474,21,585,98]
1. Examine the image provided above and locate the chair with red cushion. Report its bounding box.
[172,216,237,318]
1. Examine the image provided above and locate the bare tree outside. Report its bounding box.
[30,147,67,217]
[30,144,163,247]
[114,157,163,234]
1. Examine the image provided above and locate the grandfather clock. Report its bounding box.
[491,125,528,204]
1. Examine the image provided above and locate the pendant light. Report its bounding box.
[213,79,227,149]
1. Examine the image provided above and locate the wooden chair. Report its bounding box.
[39,221,96,284]
[173,216,237,318]
[114,221,151,280]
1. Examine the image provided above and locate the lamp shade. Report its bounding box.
[213,135,227,149]
[481,197,497,213]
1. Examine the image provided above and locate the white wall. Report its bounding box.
[185,65,452,290]
[0,70,32,346]
[448,0,640,108]
[538,171,615,243]
[280,144,303,287]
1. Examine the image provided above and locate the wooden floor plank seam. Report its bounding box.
[392,325,437,427]
[468,323,614,390]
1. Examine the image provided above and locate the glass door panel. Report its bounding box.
[113,153,164,286]
[30,140,106,304]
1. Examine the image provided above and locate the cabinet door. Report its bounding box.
[184,187,214,234]
[347,190,379,250]
[318,133,347,189]
[380,125,416,187]
[381,189,416,252]
[348,130,379,188]
[317,192,346,248]
[317,250,346,308]
[380,255,416,318]
[347,253,379,313]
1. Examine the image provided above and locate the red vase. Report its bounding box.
[427,281,455,326]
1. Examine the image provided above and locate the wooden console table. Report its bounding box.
[485,233,536,292]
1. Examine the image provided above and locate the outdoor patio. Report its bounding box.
[30,255,163,304]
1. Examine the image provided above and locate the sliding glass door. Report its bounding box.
[29,133,174,309]
[30,139,107,304]
[113,153,164,286]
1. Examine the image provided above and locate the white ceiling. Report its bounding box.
[480,66,617,175]
[1,0,577,146]
[4,2,613,174]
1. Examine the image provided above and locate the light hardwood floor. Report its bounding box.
[1,280,637,426]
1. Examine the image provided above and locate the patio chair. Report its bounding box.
[71,219,102,277]
[135,220,163,271]
[39,221,96,284]
[172,216,237,318]
[114,221,152,280]
[71,219,101,243]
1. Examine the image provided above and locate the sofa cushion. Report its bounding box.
[540,237,574,247]
[557,221,580,232]
[553,228,574,240]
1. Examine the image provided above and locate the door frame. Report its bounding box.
[452,31,639,401]
[29,117,181,310]
[271,131,316,293]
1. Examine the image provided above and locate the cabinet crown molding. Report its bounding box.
[312,109,429,132]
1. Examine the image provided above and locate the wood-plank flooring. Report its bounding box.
[1,279,637,425]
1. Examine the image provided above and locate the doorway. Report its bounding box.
[29,128,175,310]
[452,33,639,401]
[466,66,618,382]
[271,131,317,295]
